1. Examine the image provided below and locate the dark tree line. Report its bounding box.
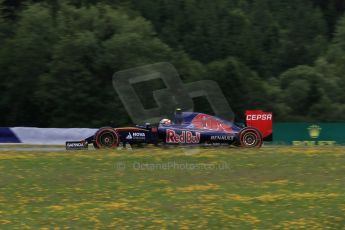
[1,0,345,127]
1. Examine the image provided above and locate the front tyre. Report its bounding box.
[94,128,119,149]
[238,127,263,148]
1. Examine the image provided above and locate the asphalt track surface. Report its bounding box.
[0,144,281,152]
[0,146,67,152]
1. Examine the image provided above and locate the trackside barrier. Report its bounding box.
[1,123,344,145]
[272,123,345,146]
[0,127,97,145]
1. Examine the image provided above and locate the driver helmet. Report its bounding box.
[160,118,171,126]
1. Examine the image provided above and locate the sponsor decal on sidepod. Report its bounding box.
[126,133,133,140]
[166,129,200,144]
[133,132,145,137]
[210,136,234,141]
[126,132,146,140]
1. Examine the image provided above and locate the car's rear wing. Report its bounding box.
[245,110,273,141]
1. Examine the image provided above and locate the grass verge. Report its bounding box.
[0,147,344,229]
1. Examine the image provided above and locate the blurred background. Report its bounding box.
[1,0,345,127]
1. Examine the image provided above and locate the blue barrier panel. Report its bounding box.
[0,128,21,143]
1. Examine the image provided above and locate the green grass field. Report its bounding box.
[0,147,344,229]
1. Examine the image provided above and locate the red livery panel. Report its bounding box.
[245,110,273,140]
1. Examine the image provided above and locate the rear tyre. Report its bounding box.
[93,127,119,149]
[238,127,263,148]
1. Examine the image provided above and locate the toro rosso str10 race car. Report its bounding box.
[66,110,272,150]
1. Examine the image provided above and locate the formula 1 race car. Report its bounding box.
[66,109,272,150]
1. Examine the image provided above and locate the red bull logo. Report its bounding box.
[166,129,200,144]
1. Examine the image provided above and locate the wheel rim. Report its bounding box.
[99,132,116,147]
[242,132,258,146]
